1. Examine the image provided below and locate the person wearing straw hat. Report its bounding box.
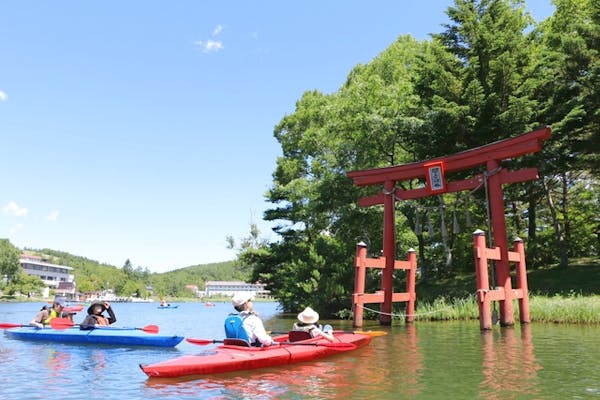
[229,293,274,346]
[292,306,335,342]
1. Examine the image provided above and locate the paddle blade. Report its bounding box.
[354,330,388,337]
[49,318,75,330]
[140,325,159,334]
[186,338,215,345]
[0,322,24,329]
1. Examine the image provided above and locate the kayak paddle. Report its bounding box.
[49,318,159,333]
[269,330,387,337]
[0,322,34,329]
[334,330,388,337]
[185,338,356,349]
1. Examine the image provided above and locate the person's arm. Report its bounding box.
[312,326,335,342]
[29,310,48,328]
[105,304,117,325]
[247,315,274,346]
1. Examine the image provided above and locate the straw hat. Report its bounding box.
[231,293,253,307]
[297,307,319,324]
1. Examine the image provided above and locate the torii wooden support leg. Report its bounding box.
[380,180,396,326]
[514,237,531,323]
[486,159,514,327]
[473,230,493,330]
[352,242,368,328]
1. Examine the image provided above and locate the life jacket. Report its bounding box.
[224,313,250,342]
[292,322,322,334]
[94,315,110,326]
[43,309,61,324]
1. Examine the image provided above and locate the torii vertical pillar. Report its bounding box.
[486,159,514,326]
[380,180,396,325]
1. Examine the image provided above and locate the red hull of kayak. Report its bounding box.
[140,333,371,377]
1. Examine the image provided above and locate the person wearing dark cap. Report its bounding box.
[29,298,66,328]
[80,301,117,329]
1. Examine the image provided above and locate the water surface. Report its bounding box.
[1,301,599,399]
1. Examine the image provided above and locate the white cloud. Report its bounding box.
[2,201,28,217]
[213,25,223,36]
[0,91,6,101]
[46,210,60,222]
[195,25,225,54]
[195,39,224,53]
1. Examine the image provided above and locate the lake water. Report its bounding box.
[1,301,599,399]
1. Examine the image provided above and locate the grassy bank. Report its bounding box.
[395,294,600,324]
[382,257,600,324]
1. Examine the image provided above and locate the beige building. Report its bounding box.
[20,254,75,298]
[204,281,270,299]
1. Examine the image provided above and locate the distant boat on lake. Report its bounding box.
[157,304,178,309]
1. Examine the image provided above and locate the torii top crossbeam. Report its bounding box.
[347,127,551,186]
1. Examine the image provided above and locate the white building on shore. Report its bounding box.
[204,281,270,299]
[19,254,75,298]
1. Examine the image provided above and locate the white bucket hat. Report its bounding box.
[232,293,253,307]
[297,307,319,324]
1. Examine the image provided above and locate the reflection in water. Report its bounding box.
[5,300,600,399]
[480,324,542,399]
[347,324,423,398]
[47,348,71,378]
[145,357,358,399]
[144,327,424,400]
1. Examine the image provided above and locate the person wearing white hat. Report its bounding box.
[292,306,335,342]
[229,293,274,346]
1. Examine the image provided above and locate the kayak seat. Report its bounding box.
[288,330,312,342]
[223,338,251,347]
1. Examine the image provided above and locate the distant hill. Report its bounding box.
[22,247,249,297]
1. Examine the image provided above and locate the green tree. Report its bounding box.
[122,259,134,277]
[5,271,44,297]
[0,239,21,282]
[520,0,599,267]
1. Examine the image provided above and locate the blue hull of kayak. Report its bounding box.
[157,305,178,309]
[4,327,184,347]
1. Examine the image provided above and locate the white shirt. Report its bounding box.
[240,311,273,346]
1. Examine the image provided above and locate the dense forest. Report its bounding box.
[238,0,599,316]
[1,1,598,316]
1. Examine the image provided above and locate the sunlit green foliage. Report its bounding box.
[251,0,599,317]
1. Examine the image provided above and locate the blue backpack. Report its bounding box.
[224,314,250,341]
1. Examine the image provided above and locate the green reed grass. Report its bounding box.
[386,293,600,324]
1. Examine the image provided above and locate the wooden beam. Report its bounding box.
[347,127,550,186]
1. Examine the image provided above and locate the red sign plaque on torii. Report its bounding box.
[346,127,551,328]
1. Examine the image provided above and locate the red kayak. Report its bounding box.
[140,332,371,378]
[63,305,83,313]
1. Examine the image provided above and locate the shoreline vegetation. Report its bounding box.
[3,259,598,325]
[389,294,600,324]
[2,294,599,325]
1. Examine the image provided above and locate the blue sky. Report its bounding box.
[0,1,554,273]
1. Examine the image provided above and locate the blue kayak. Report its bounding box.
[157,305,178,309]
[4,327,184,347]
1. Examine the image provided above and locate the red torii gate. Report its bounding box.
[346,127,551,328]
